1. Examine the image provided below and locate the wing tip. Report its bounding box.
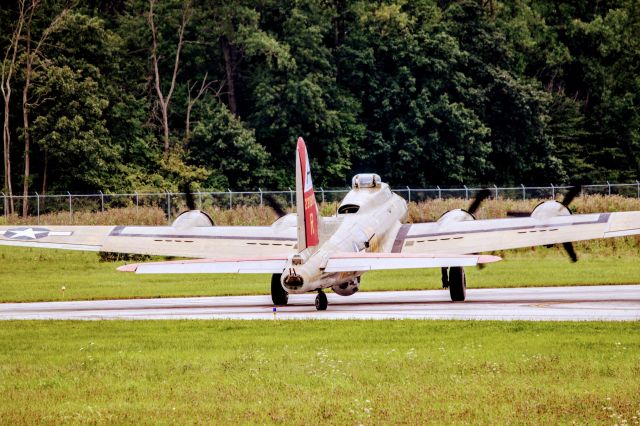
[117,264,139,272]
[478,255,502,264]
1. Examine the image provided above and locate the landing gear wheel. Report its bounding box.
[315,291,328,311]
[271,274,288,306]
[448,267,466,302]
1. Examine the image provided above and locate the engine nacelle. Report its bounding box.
[531,201,571,220]
[438,209,476,223]
[332,278,360,296]
[172,210,215,229]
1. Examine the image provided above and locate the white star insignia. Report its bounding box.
[0,227,73,240]
[9,228,48,239]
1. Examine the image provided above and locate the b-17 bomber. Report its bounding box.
[2,138,640,310]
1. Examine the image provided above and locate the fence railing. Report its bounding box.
[2,182,640,222]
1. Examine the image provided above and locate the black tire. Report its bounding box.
[449,267,466,302]
[315,291,328,311]
[271,274,288,305]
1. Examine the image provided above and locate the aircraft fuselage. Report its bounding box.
[281,181,407,294]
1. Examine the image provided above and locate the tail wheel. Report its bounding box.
[315,291,328,311]
[449,267,466,302]
[271,274,288,305]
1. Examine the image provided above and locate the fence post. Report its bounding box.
[637,180,639,199]
[228,188,232,209]
[521,184,525,200]
[319,187,324,204]
[406,186,411,203]
[464,185,468,200]
[288,187,294,208]
[607,181,611,196]
[550,184,555,199]
[134,191,139,214]
[494,184,498,200]
[166,190,171,221]
[68,191,72,221]
[437,185,441,200]
[258,188,263,206]
[99,190,104,212]
[198,191,202,208]
[36,192,40,224]
[1,192,5,218]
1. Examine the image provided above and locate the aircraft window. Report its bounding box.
[338,204,360,214]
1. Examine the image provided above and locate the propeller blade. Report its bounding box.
[506,211,530,217]
[181,182,197,211]
[563,242,578,262]
[559,186,581,262]
[467,188,492,216]
[561,185,581,207]
[264,194,288,218]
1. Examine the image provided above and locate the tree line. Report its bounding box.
[1,0,639,215]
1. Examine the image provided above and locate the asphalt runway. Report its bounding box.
[1,285,639,320]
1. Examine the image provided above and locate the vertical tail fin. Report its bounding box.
[295,137,319,251]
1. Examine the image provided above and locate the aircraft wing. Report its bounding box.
[323,252,500,272]
[118,252,499,274]
[0,225,297,258]
[118,257,288,274]
[393,211,640,255]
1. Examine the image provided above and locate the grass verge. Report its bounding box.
[0,320,638,424]
[1,246,639,303]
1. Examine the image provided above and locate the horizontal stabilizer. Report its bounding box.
[324,252,501,273]
[117,257,287,274]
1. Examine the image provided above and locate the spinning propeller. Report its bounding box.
[182,182,197,211]
[467,189,492,270]
[264,194,288,218]
[560,185,581,262]
[467,188,492,217]
[507,185,582,262]
[177,182,216,226]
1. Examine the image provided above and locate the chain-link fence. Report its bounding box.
[2,182,640,221]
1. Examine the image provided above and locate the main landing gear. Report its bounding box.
[271,274,288,305]
[441,266,466,302]
[315,291,328,311]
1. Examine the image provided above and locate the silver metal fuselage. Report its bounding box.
[281,182,407,294]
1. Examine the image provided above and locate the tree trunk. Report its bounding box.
[185,75,218,143]
[221,37,238,115]
[0,1,25,215]
[148,0,190,153]
[22,6,34,217]
[41,150,47,194]
[22,68,31,217]
[2,96,14,214]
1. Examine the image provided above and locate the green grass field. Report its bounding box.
[0,245,639,303]
[1,206,640,424]
[0,321,638,424]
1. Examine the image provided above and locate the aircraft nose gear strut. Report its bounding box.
[315,290,328,311]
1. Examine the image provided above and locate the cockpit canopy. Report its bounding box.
[351,173,382,189]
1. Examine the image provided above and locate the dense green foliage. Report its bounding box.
[1,0,639,202]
